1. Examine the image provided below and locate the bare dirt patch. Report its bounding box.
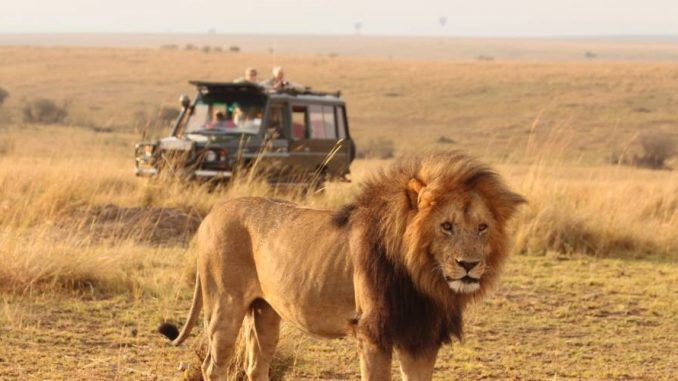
[66,204,204,246]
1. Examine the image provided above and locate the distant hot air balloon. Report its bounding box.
[438,16,447,28]
[354,22,363,34]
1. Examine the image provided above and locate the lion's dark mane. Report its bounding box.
[333,151,525,355]
[356,219,463,355]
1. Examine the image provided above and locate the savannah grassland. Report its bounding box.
[0,39,677,380]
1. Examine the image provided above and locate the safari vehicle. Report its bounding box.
[134,81,355,185]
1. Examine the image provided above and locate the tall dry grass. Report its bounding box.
[0,126,317,292]
[1,122,677,295]
[0,125,676,381]
[510,165,678,259]
[504,123,678,260]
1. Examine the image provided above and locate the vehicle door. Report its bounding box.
[287,103,339,175]
[252,101,290,176]
[327,104,353,176]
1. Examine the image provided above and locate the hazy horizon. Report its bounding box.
[2,32,678,40]
[2,0,678,37]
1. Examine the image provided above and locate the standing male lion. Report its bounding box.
[160,152,525,381]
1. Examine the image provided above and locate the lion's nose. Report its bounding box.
[456,259,479,272]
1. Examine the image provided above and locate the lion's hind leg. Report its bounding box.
[202,299,248,381]
[245,299,281,381]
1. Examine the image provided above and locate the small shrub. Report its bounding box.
[437,136,455,144]
[213,46,223,53]
[22,98,68,124]
[184,44,197,50]
[611,132,676,170]
[160,44,178,50]
[636,133,676,169]
[356,138,395,159]
[229,45,241,53]
[0,86,9,106]
[201,46,211,53]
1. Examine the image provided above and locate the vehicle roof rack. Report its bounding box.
[189,81,264,94]
[189,80,341,98]
[269,87,342,98]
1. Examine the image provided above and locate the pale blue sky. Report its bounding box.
[1,0,677,36]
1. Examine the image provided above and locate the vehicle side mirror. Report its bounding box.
[180,95,191,109]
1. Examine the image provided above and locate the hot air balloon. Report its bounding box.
[438,16,447,28]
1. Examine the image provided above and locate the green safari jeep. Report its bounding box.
[135,81,355,185]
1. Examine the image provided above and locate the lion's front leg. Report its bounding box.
[357,334,392,381]
[396,347,438,381]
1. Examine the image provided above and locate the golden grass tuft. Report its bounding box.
[509,164,678,259]
[0,229,134,293]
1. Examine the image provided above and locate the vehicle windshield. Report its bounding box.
[184,99,264,135]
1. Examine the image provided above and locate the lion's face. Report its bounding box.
[425,192,495,294]
[398,165,524,300]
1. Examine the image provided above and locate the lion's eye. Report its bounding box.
[478,223,489,234]
[441,222,454,234]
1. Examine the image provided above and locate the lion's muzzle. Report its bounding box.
[443,259,484,293]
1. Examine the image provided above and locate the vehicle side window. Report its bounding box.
[307,105,338,140]
[268,104,286,139]
[309,105,326,139]
[322,106,337,139]
[336,106,347,139]
[185,103,210,133]
[291,105,307,139]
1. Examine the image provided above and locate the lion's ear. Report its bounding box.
[407,178,434,210]
[494,190,527,223]
[481,188,526,224]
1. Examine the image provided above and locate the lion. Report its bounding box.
[159,151,525,381]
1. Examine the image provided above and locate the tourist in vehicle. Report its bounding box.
[207,110,236,129]
[234,67,258,83]
[261,66,290,89]
[232,107,245,126]
[207,111,226,129]
[261,66,307,91]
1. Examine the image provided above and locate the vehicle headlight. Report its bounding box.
[205,150,217,162]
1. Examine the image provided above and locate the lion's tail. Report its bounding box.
[158,272,202,346]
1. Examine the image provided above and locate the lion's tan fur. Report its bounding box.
[164,151,524,381]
